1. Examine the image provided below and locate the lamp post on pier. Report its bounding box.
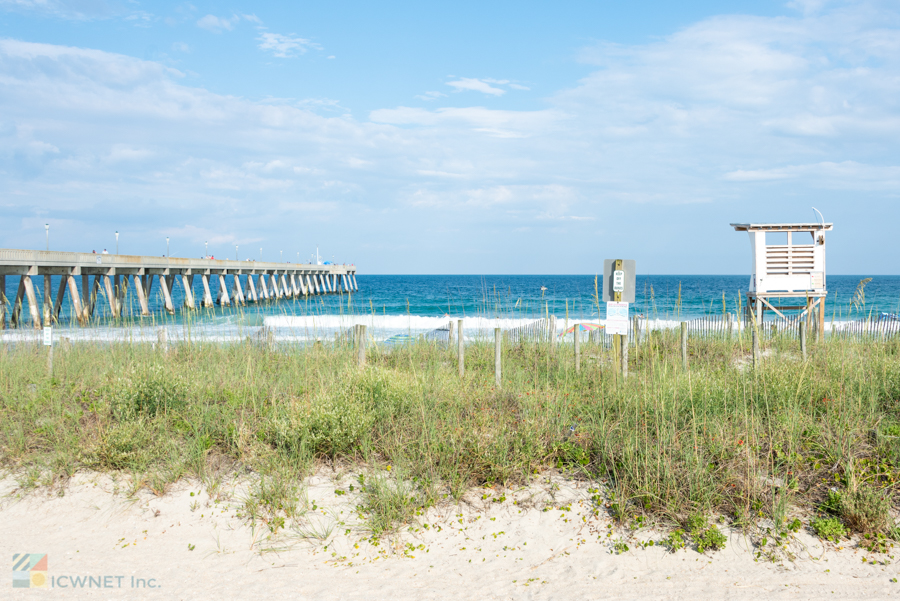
[166,237,169,259]
[115,231,119,255]
[280,250,283,263]
[259,248,262,261]
[236,245,239,261]
[45,223,49,251]
[205,241,208,258]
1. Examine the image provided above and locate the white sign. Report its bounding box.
[613,270,625,292]
[43,327,52,346]
[606,302,629,335]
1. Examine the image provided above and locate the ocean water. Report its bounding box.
[2,274,898,343]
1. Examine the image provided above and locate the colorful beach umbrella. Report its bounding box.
[560,323,604,337]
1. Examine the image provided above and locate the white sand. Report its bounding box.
[2,472,897,599]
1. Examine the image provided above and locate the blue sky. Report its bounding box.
[1,0,898,274]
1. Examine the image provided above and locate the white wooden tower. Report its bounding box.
[730,221,833,337]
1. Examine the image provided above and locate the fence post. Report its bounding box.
[357,324,367,368]
[549,315,557,353]
[800,318,807,361]
[494,327,502,387]
[448,320,456,347]
[680,322,687,369]
[574,326,580,373]
[621,329,628,379]
[157,327,168,355]
[458,319,464,377]
[752,322,760,368]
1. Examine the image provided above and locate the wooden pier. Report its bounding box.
[0,249,358,329]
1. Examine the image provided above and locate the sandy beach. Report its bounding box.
[2,472,897,600]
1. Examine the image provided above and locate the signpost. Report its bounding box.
[43,326,53,375]
[603,259,636,379]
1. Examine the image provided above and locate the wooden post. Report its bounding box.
[218,274,231,305]
[43,273,52,326]
[800,318,807,361]
[680,321,688,369]
[89,275,101,318]
[182,274,195,309]
[200,274,213,307]
[133,275,149,316]
[233,275,246,305]
[11,277,25,328]
[103,275,117,317]
[159,275,175,314]
[549,315,557,352]
[448,320,456,347]
[114,274,124,316]
[53,274,68,321]
[0,275,7,329]
[157,327,168,354]
[357,324,367,368]
[23,276,42,329]
[817,296,825,343]
[574,325,580,373]
[494,327,502,387]
[621,328,628,379]
[269,274,280,299]
[751,320,760,368]
[247,274,258,302]
[458,319,465,377]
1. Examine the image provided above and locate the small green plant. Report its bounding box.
[694,525,727,553]
[861,533,893,554]
[840,487,892,534]
[812,517,848,542]
[663,529,687,552]
[685,513,707,536]
[612,539,629,554]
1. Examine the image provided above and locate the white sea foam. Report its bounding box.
[0,314,854,345]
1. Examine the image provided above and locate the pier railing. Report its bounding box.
[0,248,357,329]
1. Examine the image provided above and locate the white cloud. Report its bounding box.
[446,78,506,96]
[196,14,239,33]
[257,32,320,58]
[171,42,190,53]
[414,91,446,101]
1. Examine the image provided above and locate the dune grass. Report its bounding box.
[1,328,899,549]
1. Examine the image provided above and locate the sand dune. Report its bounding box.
[1,472,896,600]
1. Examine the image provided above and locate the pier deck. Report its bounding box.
[0,249,358,329]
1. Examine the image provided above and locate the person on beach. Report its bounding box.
[102,249,108,254]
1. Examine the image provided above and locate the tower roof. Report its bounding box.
[730,222,833,232]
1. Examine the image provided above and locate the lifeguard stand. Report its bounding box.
[730,221,833,338]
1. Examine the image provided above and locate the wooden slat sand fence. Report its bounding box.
[831,315,900,341]
[685,315,735,339]
[425,322,452,342]
[503,318,553,345]
[768,315,802,339]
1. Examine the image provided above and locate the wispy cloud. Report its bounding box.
[196,14,240,33]
[446,78,507,96]
[257,32,320,58]
[414,91,446,101]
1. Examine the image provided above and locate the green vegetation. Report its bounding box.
[1,327,899,551]
[811,517,848,542]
